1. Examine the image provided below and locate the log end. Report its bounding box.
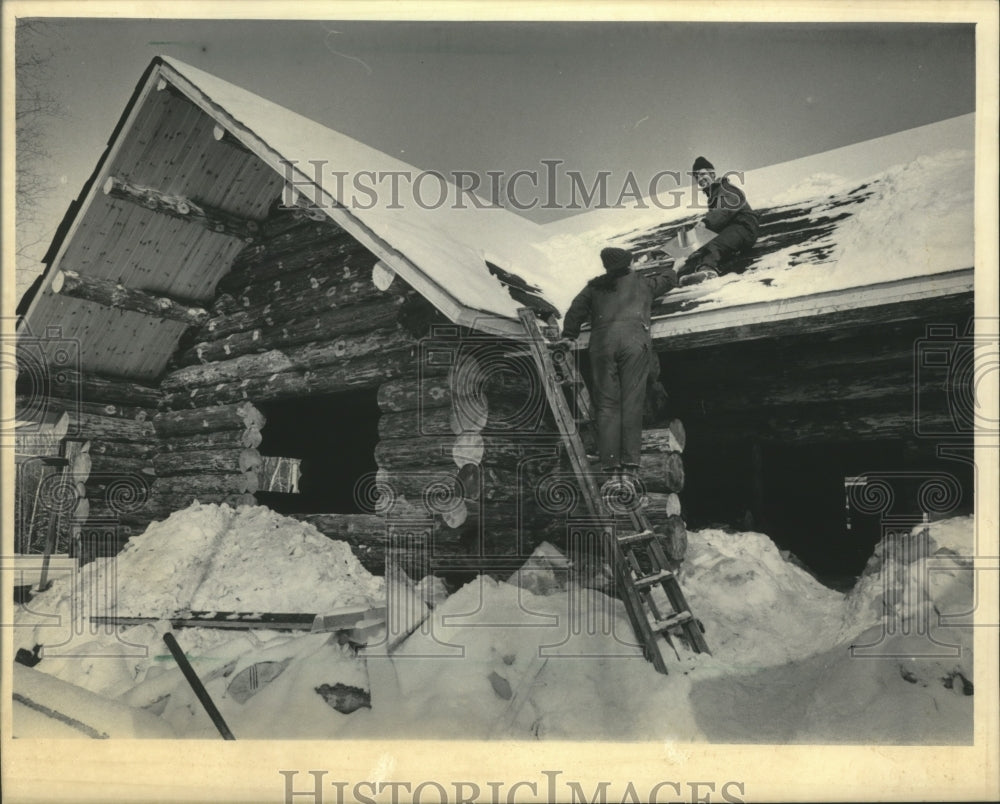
[372,261,397,292]
[669,418,687,452]
[452,432,485,467]
[455,463,480,501]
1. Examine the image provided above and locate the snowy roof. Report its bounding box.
[540,114,975,346]
[160,59,974,343]
[158,57,557,335]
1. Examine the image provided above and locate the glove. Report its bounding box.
[551,337,576,351]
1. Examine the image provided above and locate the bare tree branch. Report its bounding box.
[15,20,67,294]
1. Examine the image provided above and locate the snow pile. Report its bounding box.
[842,514,975,644]
[347,575,707,741]
[688,516,975,743]
[14,503,384,699]
[30,503,383,618]
[13,506,975,742]
[678,529,846,668]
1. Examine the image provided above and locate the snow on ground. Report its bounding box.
[13,503,384,700]
[13,505,974,742]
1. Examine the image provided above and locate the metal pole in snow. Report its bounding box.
[162,631,236,740]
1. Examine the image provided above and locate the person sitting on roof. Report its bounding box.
[680,156,759,285]
[559,247,678,489]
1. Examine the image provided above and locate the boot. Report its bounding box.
[620,464,647,509]
[678,267,719,287]
[679,245,721,286]
[599,466,623,502]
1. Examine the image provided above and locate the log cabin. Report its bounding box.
[14,58,976,589]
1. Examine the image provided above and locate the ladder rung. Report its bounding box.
[632,569,675,589]
[617,529,654,546]
[649,611,693,633]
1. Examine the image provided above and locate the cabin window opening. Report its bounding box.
[255,391,380,515]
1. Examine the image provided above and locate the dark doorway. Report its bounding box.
[255,391,380,514]
[682,439,974,591]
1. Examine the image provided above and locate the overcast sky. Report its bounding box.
[13,17,976,291]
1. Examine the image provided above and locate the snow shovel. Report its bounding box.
[659,224,717,265]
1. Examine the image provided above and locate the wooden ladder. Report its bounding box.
[517,308,710,674]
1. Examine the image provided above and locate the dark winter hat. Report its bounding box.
[600,247,633,272]
[692,156,715,172]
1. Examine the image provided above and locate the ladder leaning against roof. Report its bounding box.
[517,307,710,674]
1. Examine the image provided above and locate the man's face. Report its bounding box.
[694,169,715,190]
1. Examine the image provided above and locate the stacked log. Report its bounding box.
[297,512,472,577]
[157,211,424,411]
[426,344,562,563]
[655,312,973,445]
[374,364,475,521]
[154,213,454,575]
[637,419,687,560]
[369,342,552,575]
[148,401,265,515]
[17,370,163,409]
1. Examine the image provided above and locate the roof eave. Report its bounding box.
[643,267,975,348]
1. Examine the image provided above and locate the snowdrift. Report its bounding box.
[12,504,974,742]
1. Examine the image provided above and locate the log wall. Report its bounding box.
[152,212,450,574]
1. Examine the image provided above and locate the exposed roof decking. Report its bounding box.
[20,67,286,380]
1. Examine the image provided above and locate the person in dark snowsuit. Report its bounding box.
[560,247,678,482]
[682,156,759,282]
